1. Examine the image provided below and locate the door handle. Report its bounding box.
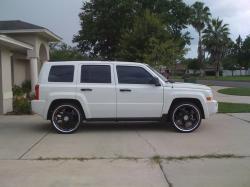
[81,88,92,91]
[120,89,131,92]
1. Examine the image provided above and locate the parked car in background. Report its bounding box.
[32,61,218,133]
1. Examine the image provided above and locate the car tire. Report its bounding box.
[169,102,202,133]
[51,103,83,134]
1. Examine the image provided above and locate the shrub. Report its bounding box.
[12,80,32,114]
[21,80,31,95]
[12,85,25,97]
[13,97,31,114]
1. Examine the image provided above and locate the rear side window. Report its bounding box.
[81,65,111,83]
[116,66,153,84]
[48,65,74,82]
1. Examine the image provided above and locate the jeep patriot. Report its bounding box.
[32,61,218,133]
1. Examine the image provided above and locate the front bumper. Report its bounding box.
[31,100,46,118]
[206,100,218,117]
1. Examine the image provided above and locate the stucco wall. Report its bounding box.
[13,59,30,86]
[9,34,50,60]
[0,48,13,114]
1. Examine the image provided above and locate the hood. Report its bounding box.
[166,82,211,90]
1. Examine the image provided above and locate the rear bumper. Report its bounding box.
[31,100,46,118]
[206,100,218,117]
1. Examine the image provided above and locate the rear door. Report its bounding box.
[77,63,116,119]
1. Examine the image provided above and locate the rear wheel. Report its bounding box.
[169,102,202,132]
[51,103,83,134]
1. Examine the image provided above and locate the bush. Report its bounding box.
[12,85,25,97]
[13,97,31,114]
[12,80,32,114]
[21,80,31,95]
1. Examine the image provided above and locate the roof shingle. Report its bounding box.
[0,20,44,31]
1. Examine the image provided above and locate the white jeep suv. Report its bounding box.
[32,61,218,133]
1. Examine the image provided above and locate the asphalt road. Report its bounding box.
[0,114,250,187]
[173,79,250,87]
[197,80,250,87]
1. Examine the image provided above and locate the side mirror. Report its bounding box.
[151,77,161,86]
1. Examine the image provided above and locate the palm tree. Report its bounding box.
[190,2,211,76]
[203,18,230,77]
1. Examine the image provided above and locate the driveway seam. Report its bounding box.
[1,154,249,161]
[18,131,50,160]
[136,130,158,155]
[225,113,250,124]
[159,162,173,187]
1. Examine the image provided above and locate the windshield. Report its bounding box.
[146,64,168,82]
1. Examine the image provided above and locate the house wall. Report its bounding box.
[0,47,13,114]
[9,34,50,60]
[8,34,50,91]
[13,58,30,86]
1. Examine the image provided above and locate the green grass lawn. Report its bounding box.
[171,75,250,82]
[218,102,250,113]
[218,87,250,96]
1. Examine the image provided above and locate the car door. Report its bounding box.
[77,63,116,119]
[115,65,164,119]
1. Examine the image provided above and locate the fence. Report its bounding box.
[222,69,250,77]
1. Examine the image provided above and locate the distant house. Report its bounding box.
[0,20,61,114]
[186,63,218,76]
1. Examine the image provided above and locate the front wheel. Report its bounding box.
[169,102,202,132]
[51,103,83,134]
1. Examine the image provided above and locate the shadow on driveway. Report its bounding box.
[62,121,176,134]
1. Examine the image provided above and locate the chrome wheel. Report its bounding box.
[52,105,81,133]
[172,103,201,132]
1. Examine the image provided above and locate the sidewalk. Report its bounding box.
[211,86,250,104]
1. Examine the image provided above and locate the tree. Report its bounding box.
[241,35,250,70]
[73,0,191,60]
[49,43,88,61]
[221,35,244,76]
[203,18,230,77]
[190,1,211,76]
[221,38,239,76]
[153,0,192,45]
[144,37,186,70]
[235,35,244,71]
[73,0,135,59]
[118,10,186,69]
[185,58,199,70]
[222,57,240,76]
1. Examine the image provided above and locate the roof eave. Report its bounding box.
[0,29,62,42]
[0,34,33,50]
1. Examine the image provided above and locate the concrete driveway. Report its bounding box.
[0,114,250,187]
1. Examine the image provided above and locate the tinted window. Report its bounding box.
[48,65,74,82]
[81,65,111,83]
[117,66,153,84]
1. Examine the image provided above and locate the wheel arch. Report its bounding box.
[169,98,205,119]
[47,99,85,120]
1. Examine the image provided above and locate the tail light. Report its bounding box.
[35,84,39,100]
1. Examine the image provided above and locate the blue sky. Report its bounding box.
[1,0,250,58]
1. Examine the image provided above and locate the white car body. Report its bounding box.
[32,61,218,132]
